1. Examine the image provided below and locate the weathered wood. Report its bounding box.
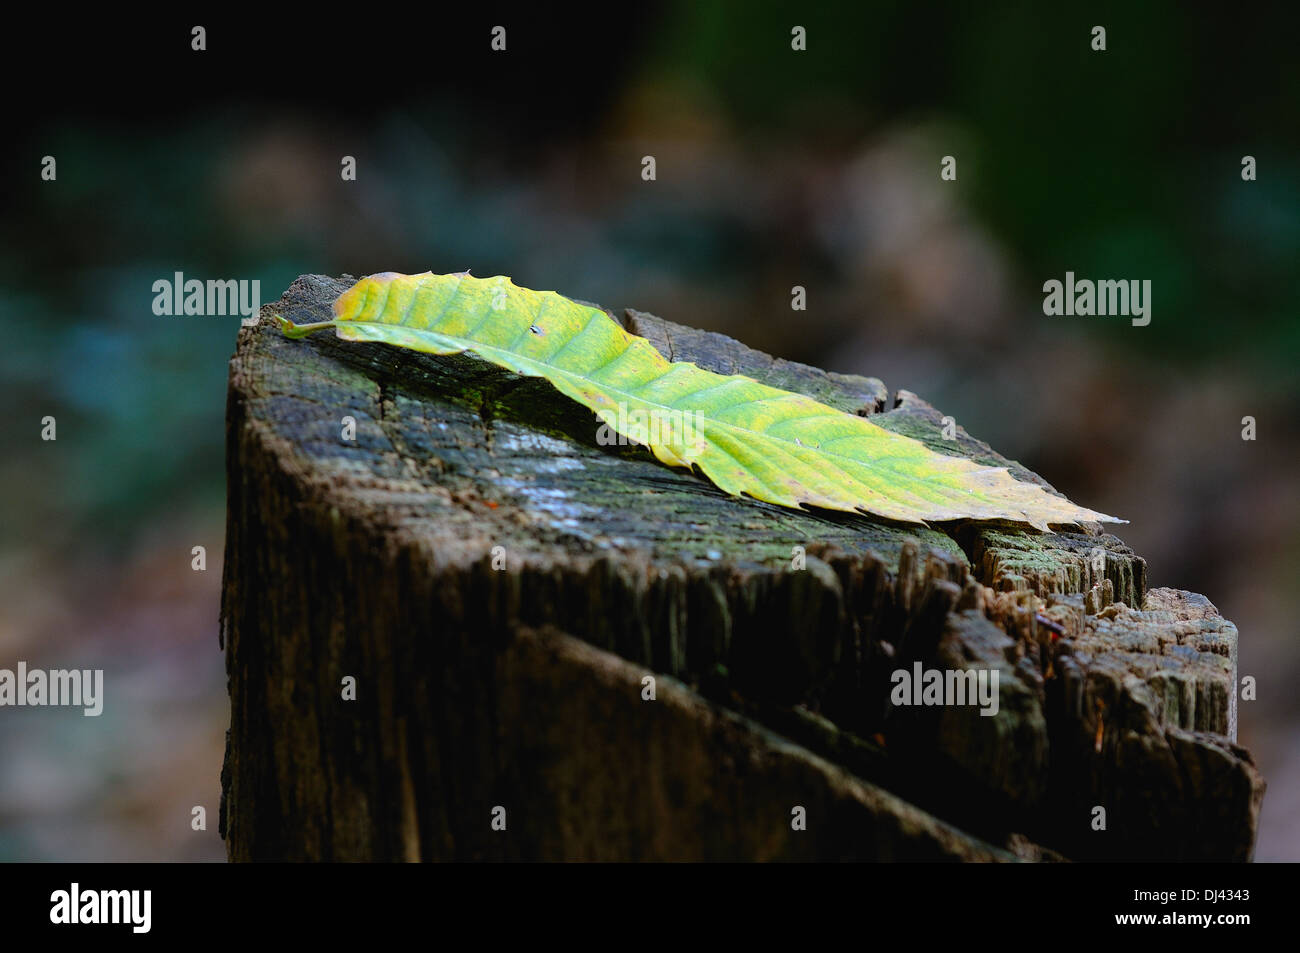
[220,274,1263,861]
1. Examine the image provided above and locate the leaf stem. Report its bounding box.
[271,315,338,338]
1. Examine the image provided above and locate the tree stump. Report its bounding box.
[219,274,1264,861]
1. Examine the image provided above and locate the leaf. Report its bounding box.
[273,272,1123,530]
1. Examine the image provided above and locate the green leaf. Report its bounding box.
[273,272,1123,530]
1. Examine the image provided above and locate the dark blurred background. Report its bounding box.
[2,2,1296,860]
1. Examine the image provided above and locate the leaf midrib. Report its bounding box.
[338,317,990,515]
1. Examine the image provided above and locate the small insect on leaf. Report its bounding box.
[274,272,1126,530]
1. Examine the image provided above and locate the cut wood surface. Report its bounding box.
[219,274,1264,861]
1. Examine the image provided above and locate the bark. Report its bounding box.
[219,274,1263,861]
